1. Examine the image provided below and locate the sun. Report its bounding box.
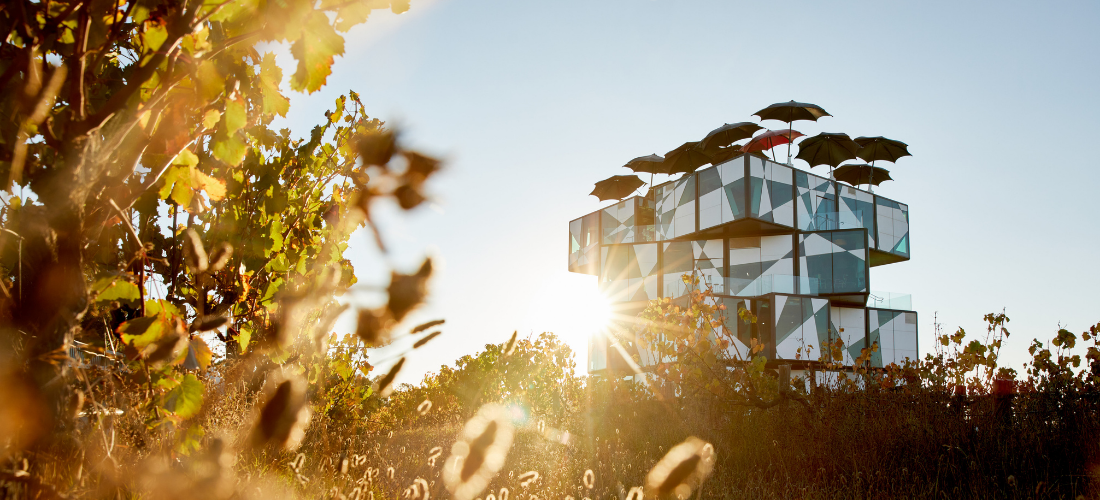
[522,272,613,369]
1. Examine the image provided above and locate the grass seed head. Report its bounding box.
[644,437,715,500]
[444,404,515,500]
[519,471,539,488]
[411,319,445,334]
[503,331,518,356]
[250,376,312,451]
[377,358,406,397]
[183,229,208,272]
[414,330,443,349]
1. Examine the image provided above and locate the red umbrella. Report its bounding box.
[742,129,804,162]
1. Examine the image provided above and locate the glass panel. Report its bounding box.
[697,166,723,230]
[725,275,819,296]
[795,170,836,231]
[748,156,767,218]
[867,291,912,310]
[662,241,695,298]
[599,243,660,303]
[601,199,635,244]
[798,229,867,295]
[838,184,875,248]
[767,162,795,227]
[654,174,697,240]
[568,212,599,275]
[875,195,910,257]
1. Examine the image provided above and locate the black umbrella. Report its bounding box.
[623,154,669,174]
[707,146,769,166]
[664,141,713,174]
[854,136,911,164]
[834,164,893,188]
[699,122,763,151]
[754,100,832,123]
[591,175,646,202]
[754,100,831,163]
[795,132,861,176]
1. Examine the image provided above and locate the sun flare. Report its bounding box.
[523,273,614,369]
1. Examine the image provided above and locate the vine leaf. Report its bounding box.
[163,374,204,419]
[290,12,345,93]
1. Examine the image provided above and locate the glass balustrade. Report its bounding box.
[867,291,912,310]
[725,275,820,297]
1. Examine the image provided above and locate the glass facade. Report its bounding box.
[772,294,831,362]
[568,212,599,275]
[654,174,696,240]
[875,196,910,258]
[698,159,748,230]
[569,152,917,373]
[728,235,794,296]
[868,309,919,367]
[599,243,659,303]
[795,169,836,231]
[748,156,795,227]
[837,184,876,248]
[797,229,868,295]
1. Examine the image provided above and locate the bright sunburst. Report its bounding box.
[523,272,612,371]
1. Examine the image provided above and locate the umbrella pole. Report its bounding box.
[785,110,792,165]
[868,159,875,193]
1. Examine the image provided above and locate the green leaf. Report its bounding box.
[223,98,247,135]
[196,61,223,101]
[145,300,181,317]
[119,315,167,349]
[290,12,345,93]
[212,134,248,166]
[204,0,260,23]
[163,374,204,419]
[268,218,285,254]
[259,53,290,117]
[91,277,140,303]
[142,22,168,52]
[236,325,252,354]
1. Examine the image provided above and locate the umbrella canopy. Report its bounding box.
[834,164,893,187]
[742,129,804,154]
[623,154,671,175]
[795,132,861,168]
[854,136,911,164]
[591,175,646,201]
[753,100,831,124]
[699,122,763,151]
[708,145,743,165]
[664,141,713,174]
[707,145,770,166]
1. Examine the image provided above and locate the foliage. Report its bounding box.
[0,0,448,496]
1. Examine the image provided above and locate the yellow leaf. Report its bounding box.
[223,98,247,134]
[192,169,227,201]
[203,109,221,129]
[173,149,199,168]
[142,22,168,52]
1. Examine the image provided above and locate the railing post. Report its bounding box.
[779,364,791,395]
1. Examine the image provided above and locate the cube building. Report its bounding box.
[569,154,917,374]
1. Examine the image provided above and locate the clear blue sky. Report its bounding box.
[270,0,1100,386]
